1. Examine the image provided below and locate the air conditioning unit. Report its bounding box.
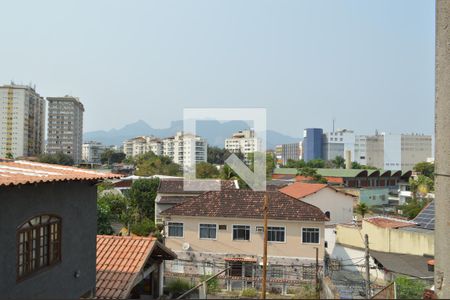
[256,226,264,233]
[182,242,191,251]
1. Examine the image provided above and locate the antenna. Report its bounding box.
[332,118,335,133]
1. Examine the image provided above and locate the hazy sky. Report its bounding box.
[0,0,434,138]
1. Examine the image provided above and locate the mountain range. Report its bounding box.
[83,120,300,149]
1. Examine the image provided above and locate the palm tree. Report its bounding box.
[356,203,370,219]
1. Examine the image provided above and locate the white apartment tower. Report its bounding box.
[123,136,163,158]
[46,96,84,163]
[82,141,106,164]
[162,132,207,166]
[224,129,262,161]
[0,84,46,158]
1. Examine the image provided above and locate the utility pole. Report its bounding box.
[261,193,268,299]
[364,234,371,299]
[435,1,450,298]
[315,247,320,299]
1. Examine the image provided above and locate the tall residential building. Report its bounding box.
[162,132,207,166]
[123,136,162,158]
[366,133,432,171]
[302,128,323,162]
[0,84,46,158]
[275,142,301,166]
[46,96,84,163]
[82,141,107,164]
[354,135,367,165]
[224,129,262,162]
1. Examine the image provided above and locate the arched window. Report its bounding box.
[325,211,331,220]
[17,215,61,280]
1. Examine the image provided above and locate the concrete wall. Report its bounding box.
[164,215,325,260]
[335,221,434,256]
[0,181,97,299]
[302,188,354,225]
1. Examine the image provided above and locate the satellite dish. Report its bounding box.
[182,242,190,251]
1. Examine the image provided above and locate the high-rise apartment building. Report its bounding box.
[163,132,207,166]
[366,133,432,171]
[46,96,84,163]
[0,84,46,158]
[123,136,162,158]
[275,143,301,166]
[224,129,262,163]
[302,128,323,162]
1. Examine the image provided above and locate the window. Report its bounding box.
[268,226,285,242]
[325,211,331,219]
[168,222,183,237]
[17,215,61,280]
[171,260,184,273]
[218,225,227,230]
[302,228,320,244]
[199,224,217,239]
[233,225,250,241]
[269,265,284,278]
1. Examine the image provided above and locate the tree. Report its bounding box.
[220,164,249,189]
[395,276,427,299]
[413,161,434,179]
[332,156,345,169]
[133,152,181,176]
[355,203,370,219]
[196,162,220,178]
[296,167,328,183]
[246,152,277,178]
[409,175,434,200]
[285,159,306,169]
[306,159,325,168]
[206,146,244,165]
[38,152,74,166]
[5,152,14,159]
[130,217,156,237]
[129,178,160,220]
[351,162,377,170]
[101,149,126,165]
[97,196,114,235]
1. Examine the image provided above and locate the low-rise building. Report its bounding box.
[155,178,239,223]
[82,141,107,164]
[275,142,301,166]
[161,190,327,290]
[0,159,119,299]
[279,182,355,225]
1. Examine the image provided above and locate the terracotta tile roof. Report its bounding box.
[157,178,238,194]
[365,217,416,229]
[161,190,326,222]
[279,182,328,199]
[158,195,196,204]
[96,235,176,299]
[295,175,344,184]
[0,160,121,187]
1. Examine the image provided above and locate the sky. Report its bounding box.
[0,0,435,138]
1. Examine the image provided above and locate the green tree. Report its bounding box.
[332,156,346,169]
[395,276,427,299]
[296,167,327,183]
[409,175,434,200]
[306,159,325,168]
[130,217,156,237]
[129,178,160,219]
[38,152,74,165]
[101,149,126,165]
[355,203,370,219]
[134,152,181,176]
[246,152,276,178]
[400,198,429,219]
[413,161,434,179]
[285,159,306,169]
[196,162,220,178]
[97,196,114,235]
[5,152,14,159]
[220,164,249,189]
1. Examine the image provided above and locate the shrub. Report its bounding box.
[395,276,428,299]
[291,284,316,299]
[241,288,258,298]
[199,275,220,294]
[130,217,156,237]
[166,278,192,297]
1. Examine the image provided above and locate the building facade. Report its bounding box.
[366,133,432,171]
[0,84,46,158]
[82,141,107,164]
[302,128,323,162]
[275,142,301,166]
[225,129,261,162]
[46,96,84,163]
[163,132,207,166]
[123,136,163,158]
[322,129,356,161]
